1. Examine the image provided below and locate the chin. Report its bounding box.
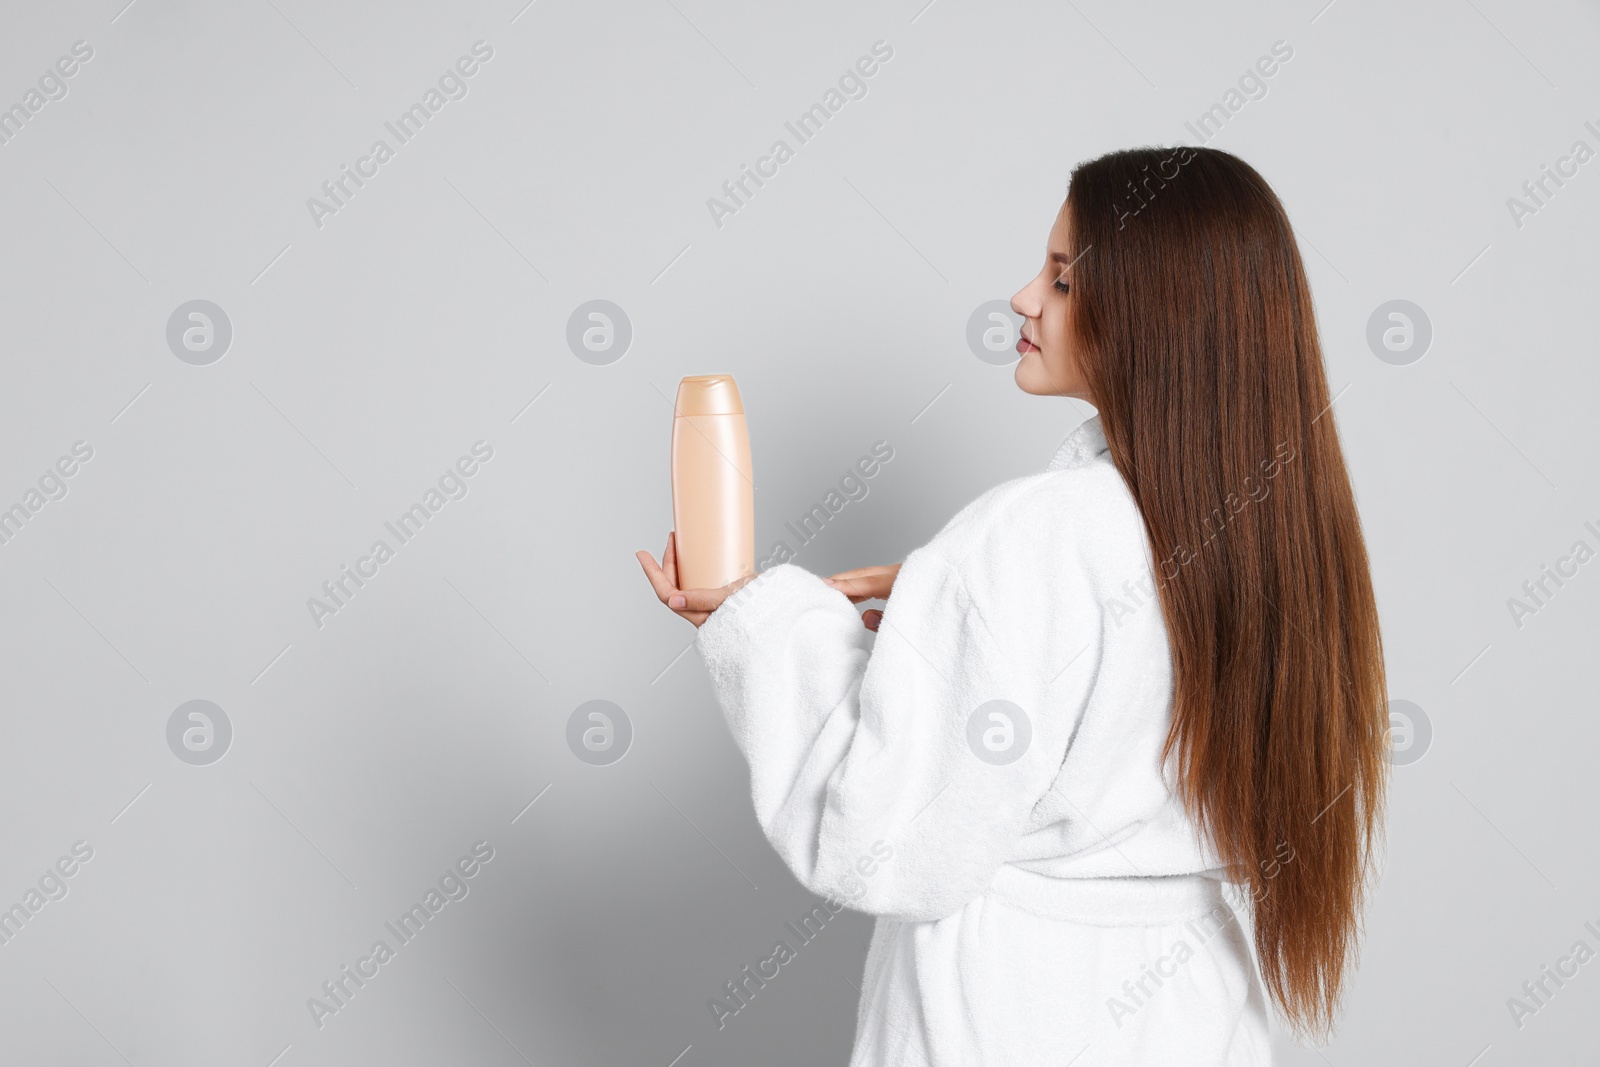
[1012,360,1046,396]
[1014,362,1086,400]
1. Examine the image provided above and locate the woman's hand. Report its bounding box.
[824,564,902,631]
[637,532,756,628]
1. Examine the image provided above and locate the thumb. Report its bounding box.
[669,587,726,612]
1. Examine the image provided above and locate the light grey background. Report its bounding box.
[1,0,1595,1064]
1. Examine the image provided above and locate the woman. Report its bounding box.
[638,146,1388,1065]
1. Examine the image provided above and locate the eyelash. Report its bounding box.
[1052,278,1071,294]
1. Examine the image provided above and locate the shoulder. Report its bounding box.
[933,455,1144,559]
[922,456,1154,607]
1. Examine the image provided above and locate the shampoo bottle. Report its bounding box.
[671,374,755,590]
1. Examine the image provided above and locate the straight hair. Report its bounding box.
[1064,145,1389,1038]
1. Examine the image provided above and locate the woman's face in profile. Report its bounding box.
[1010,202,1093,403]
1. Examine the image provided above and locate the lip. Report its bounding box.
[1016,334,1039,355]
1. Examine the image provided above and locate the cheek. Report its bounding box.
[1041,312,1082,380]
[1042,304,1071,352]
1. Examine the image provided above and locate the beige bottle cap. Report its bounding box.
[674,374,744,417]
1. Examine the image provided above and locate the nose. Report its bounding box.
[1010,283,1038,321]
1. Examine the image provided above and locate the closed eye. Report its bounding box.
[1052,277,1071,294]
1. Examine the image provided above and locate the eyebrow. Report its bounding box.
[1051,246,1091,269]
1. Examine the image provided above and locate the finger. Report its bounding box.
[826,565,897,582]
[824,571,881,592]
[826,572,893,601]
[663,532,679,587]
[834,563,903,602]
[636,550,677,603]
[672,571,755,614]
[862,608,883,632]
[668,587,725,613]
[664,602,709,627]
[663,554,677,590]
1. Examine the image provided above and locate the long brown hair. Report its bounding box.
[1063,146,1388,1038]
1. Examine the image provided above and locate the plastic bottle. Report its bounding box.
[671,374,755,590]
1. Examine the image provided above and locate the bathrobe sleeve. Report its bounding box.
[693,541,1094,923]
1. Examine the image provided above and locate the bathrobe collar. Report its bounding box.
[1046,414,1109,472]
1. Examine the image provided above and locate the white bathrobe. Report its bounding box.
[694,415,1273,1066]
